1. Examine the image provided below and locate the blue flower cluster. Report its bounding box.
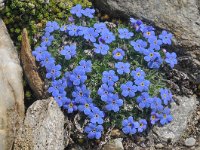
[130,18,177,69]
[32,4,176,140]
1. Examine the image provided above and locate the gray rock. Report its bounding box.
[102,138,124,150]
[153,95,198,143]
[0,19,24,150]
[93,0,200,84]
[184,137,196,147]
[14,98,65,150]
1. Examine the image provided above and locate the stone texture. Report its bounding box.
[0,19,24,150]
[153,95,198,143]
[184,137,196,147]
[21,28,47,99]
[14,98,65,150]
[102,138,124,150]
[93,0,200,84]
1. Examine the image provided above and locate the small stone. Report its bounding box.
[103,138,124,150]
[184,137,196,147]
[111,129,123,137]
[155,143,164,149]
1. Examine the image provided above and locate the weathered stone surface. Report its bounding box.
[93,0,200,84]
[21,28,46,99]
[102,138,124,150]
[0,19,24,150]
[14,98,64,150]
[153,95,198,143]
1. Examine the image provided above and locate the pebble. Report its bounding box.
[102,138,124,150]
[155,143,164,149]
[184,137,196,147]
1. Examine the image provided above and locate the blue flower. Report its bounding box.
[138,119,147,132]
[41,32,54,46]
[60,45,76,60]
[122,116,139,135]
[67,24,79,36]
[63,100,78,113]
[54,92,70,107]
[48,79,67,97]
[102,70,119,86]
[159,108,173,125]
[46,64,61,79]
[131,67,146,80]
[130,39,147,53]
[148,36,162,51]
[70,67,87,85]
[150,111,160,125]
[79,60,92,73]
[60,24,68,32]
[77,26,88,36]
[45,21,59,33]
[98,84,114,101]
[135,79,150,92]
[70,4,83,18]
[118,28,134,39]
[101,31,115,44]
[147,54,163,69]
[84,123,103,139]
[64,71,73,87]
[150,97,164,111]
[120,81,137,98]
[89,107,104,124]
[143,31,155,39]
[165,52,177,68]
[115,62,130,75]
[94,43,109,55]
[130,18,143,31]
[94,22,108,34]
[160,88,173,105]
[82,8,95,18]
[39,52,55,68]
[84,27,99,43]
[112,48,125,60]
[159,30,173,45]
[78,97,94,115]
[72,85,90,103]
[105,94,123,112]
[32,46,47,61]
[144,49,159,62]
[136,92,151,108]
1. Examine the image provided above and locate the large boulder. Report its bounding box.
[93,0,200,84]
[0,19,24,150]
[14,98,65,150]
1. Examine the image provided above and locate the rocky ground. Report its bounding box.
[0,0,200,149]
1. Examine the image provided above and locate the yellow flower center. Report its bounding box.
[116,52,121,56]
[69,103,73,107]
